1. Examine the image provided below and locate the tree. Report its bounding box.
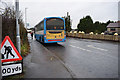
[63,12,72,32]
[93,20,114,34]
[93,21,101,33]
[1,3,27,46]
[77,15,93,33]
[106,20,114,25]
[77,15,115,34]
[2,6,17,45]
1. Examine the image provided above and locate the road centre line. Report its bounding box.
[69,45,92,52]
[87,45,108,51]
[69,44,117,60]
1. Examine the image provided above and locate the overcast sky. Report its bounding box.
[1,0,119,29]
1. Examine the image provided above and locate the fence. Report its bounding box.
[67,32,120,42]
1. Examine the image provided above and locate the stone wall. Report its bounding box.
[67,32,120,42]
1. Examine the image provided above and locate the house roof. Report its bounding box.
[107,23,120,28]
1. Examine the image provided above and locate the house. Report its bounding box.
[107,23,120,35]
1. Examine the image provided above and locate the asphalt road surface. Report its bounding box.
[24,34,118,78]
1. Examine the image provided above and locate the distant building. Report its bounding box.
[107,23,120,35]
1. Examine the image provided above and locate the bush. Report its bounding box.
[1,4,30,57]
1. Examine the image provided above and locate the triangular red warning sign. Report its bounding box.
[1,36,22,62]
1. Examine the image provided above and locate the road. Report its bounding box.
[24,34,118,78]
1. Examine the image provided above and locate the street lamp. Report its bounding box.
[15,0,21,54]
[25,8,28,29]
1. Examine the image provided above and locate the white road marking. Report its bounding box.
[69,45,117,60]
[70,42,77,43]
[87,45,108,51]
[69,45,92,52]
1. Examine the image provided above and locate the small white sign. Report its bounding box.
[2,63,22,76]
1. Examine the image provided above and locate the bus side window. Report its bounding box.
[41,22,44,30]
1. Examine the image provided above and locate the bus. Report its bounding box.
[34,17,66,43]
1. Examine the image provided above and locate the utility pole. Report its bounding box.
[118,1,120,21]
[67,12,69,31]
[15,0,21,54]
[25,8,28,29]
[67,12,69,18]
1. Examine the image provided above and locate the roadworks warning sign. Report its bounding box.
[1,36,22,62]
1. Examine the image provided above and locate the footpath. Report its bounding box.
[23,35,72,78]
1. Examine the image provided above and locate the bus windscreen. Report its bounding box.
[46,18,64,30]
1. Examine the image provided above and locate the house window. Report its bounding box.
[110,28,115,31]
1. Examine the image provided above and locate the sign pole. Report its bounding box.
[15,0,21,54]
[0,15,2,80]
[15,1,23,76]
